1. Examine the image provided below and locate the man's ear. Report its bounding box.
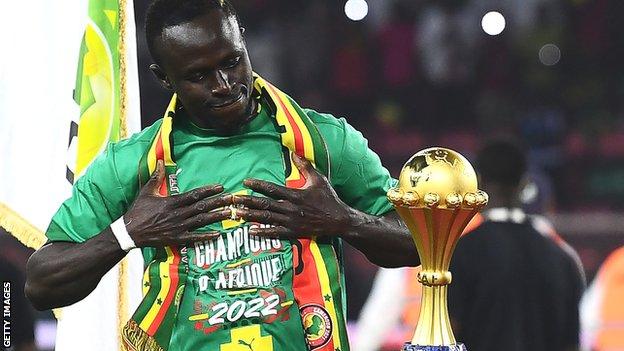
[149,64,173,90]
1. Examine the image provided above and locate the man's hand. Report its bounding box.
[234,153,418,267]
[125,160,232,246]
[233,153,351,238]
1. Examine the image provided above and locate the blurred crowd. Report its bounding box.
[137,0,624,213]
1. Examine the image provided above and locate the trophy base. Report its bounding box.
[402,343,467,351]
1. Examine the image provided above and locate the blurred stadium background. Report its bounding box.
[2,0,623,349]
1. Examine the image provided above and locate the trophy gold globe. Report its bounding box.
[387,147,488,351]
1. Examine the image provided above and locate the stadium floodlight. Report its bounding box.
[344,0,368,21]
[481,11,506,36]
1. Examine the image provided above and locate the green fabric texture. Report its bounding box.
[45,100,396,350]
[46,108,395,243]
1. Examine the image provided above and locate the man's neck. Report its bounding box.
[482,184,521,209]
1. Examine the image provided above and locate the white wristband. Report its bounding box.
[110,216,136,252]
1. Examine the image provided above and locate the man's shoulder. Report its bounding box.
[303,108,368,149]
[91,119,164,179]
[304,108,348,133]
[462,220,575,262]
[455,221,536,256]
[111,119,163,152]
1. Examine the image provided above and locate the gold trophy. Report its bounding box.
[387,147,488,351]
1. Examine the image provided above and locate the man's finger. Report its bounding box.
[232,195,292,213]
[175,231,221,245]
[183,194,233,217]
[248,226,296,238]
[237,208,290,226]
[143,160,166,195]
[292,153,324,189]
[182,209,232,231]
[291,152,314,174]
[173,184,226,206]
[243,179,298,200]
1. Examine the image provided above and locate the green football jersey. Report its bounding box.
[46,101,396,351]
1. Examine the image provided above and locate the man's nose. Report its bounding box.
[210,70,232,96]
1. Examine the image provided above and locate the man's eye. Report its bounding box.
[224,56,241,69]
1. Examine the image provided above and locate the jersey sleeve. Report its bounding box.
[306,109,397,216]
[45,143,131,243]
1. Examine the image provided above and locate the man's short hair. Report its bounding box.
[145,0,240,63]
[476,140,527,188]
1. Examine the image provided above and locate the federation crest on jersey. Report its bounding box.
[300,304,332,349]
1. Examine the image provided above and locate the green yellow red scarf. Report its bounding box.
[122,75,349,351]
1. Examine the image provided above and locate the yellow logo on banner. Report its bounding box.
[74,22,115,179]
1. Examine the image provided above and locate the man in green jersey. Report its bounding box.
[25,1,418,350]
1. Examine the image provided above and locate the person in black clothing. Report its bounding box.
[448,140,585,351]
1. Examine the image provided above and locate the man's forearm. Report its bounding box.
[342,209,419,268]
[25,228,126,310]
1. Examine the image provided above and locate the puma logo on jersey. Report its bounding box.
[238,338,255,351]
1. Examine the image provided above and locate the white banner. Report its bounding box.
[0,1,143,350]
